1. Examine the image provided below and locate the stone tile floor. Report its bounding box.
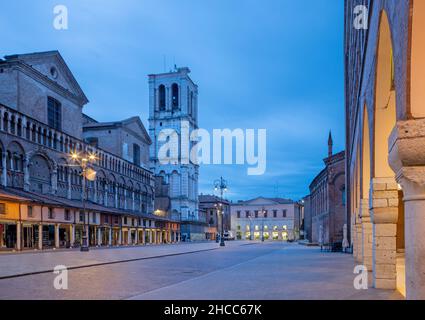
[0,242,404,300]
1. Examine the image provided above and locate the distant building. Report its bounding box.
[199,194,231,240]
[230,197,301,241]
[307,133,345,247]
[302,195,312,242]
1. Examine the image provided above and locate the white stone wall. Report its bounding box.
[148,68,199,220]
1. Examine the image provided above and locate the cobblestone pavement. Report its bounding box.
[0,242,404,300]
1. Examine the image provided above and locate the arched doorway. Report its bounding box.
[29,154,51,194]
[370,11,404,291]
[409,0,425,118]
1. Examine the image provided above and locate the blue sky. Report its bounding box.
[1,0,345,201]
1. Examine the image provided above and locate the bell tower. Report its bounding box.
[148,66,199,222]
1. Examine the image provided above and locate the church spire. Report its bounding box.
[328,131,333,157]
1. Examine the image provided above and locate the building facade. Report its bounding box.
[199,194,231,240]
[308,133,346,248]
[230,197,301,241]
[83,115,151,168]
[344,0,424,299]
[148,67,200,240]
[0,51,180,251]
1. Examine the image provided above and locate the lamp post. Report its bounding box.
[214,177,228,247]
[261,207,265,242]
[70,150,97,252]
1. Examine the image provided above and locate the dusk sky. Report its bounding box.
[1,0,345,201]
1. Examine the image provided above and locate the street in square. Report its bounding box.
[0,242,402,300]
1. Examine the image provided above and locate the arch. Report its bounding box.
[158,84,166,111]
[409,0,425,118]
[373,11,397,178]
[29,154,52,193]
[7,141,25,172]
[171,83,179,109]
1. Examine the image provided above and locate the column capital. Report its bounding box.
[389,118,425,185]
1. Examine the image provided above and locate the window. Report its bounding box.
[79,211,84,222]
[105,215,109,223]
[132,219,135,227]
[47,97,61,130]
[28,206,33,217]
[48,208,54,219]
[245,211,250,218]
[0,203,6,215]
[158,85,166,110]
[65,209,70,221]
[86,137,98,147]
[92,213,96,223]
[124,217,128,225]
[237,211,241,218]
[133,144,141,166]
[273,210,277,218]
[282,210,287,218]
[172,83,179,109]
[263,210,268,218]
[114,216,119,224]
[255,211,259,218]
[143,219,146,227]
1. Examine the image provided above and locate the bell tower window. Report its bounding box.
[172,83,179,109]
[158,85,166,111]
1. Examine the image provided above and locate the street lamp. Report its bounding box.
[70,150,97,252]
[261,207,265,242]
[214,177,228,247]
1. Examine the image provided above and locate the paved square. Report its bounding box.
[0,242,404,300]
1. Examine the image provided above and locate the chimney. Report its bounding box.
[328,131,333,157]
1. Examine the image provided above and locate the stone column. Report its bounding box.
[51,164,58,195]
[360,198,373,270]
[132,191,135,212]
[70,224,75,247]
[142,229,145,245]
[114,186,118,208]
[135,229,139,245]
[67,170,72,199]
[97,227,102,246]
[118,228,122,245]
[149,230,153,244]
[16,222,21,251]
[23,155,30,191]
[108,228,112,246]
[124,189,127,210]
[94,181,98,203]
[370,177,399,289]
[388,118,425,299]
[355,222,363,263]
[38,224,43,250]
[397,174,425,299]
[54,224,60,249]
[86,224,90,247]
[127,229,131,245]
[2,152,7,187]
[104,183,108,206]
